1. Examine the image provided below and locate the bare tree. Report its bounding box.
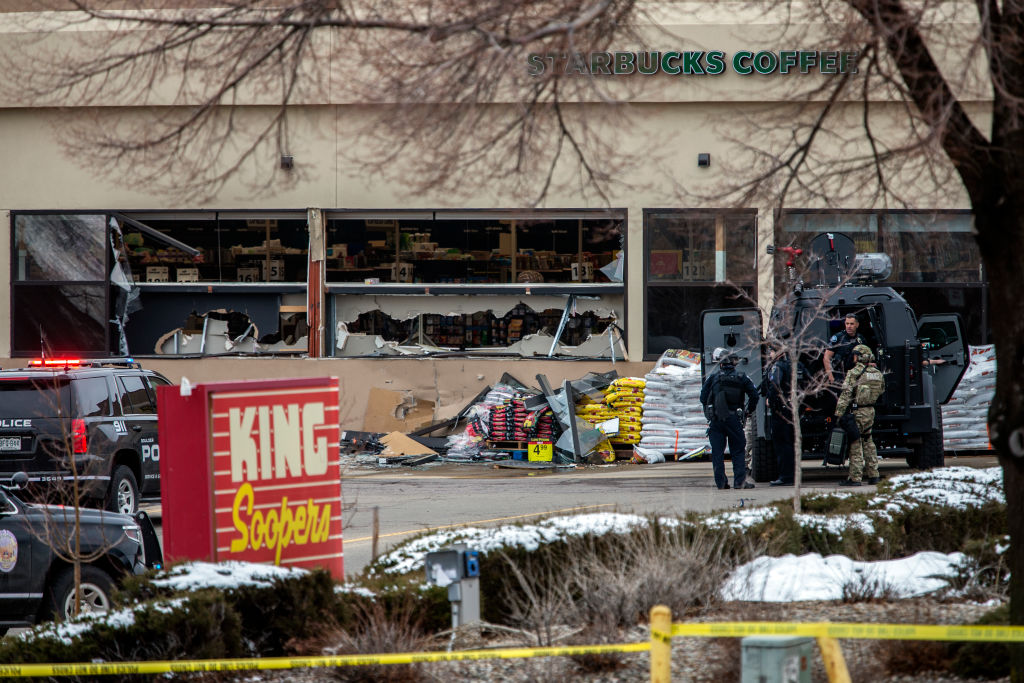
[6,0,1024,669]
[3,0,643,203]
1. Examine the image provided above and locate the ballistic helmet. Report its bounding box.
[712,347,727,362]
[852,344,874,361]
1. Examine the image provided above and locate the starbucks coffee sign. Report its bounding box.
[527,50,859,76]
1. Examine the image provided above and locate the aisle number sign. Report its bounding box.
[528,442,553,462]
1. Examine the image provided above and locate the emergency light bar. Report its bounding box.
[28,357,138,369]
[29,358,82,367]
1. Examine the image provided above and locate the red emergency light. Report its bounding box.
[29,359,82,367]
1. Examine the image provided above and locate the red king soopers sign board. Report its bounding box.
[157,377,343,578]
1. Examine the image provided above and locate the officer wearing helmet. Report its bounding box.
[700,350,759,490]
[835,344,886,486]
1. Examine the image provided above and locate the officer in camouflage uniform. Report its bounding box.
[835,344,886,486]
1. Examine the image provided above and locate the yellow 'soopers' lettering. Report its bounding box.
[230,482,254,552]
[230,485,332,563]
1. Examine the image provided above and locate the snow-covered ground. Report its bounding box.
[371,465,1005,602]
[16,466,1006,642]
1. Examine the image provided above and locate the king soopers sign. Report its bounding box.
[527,50,859,76]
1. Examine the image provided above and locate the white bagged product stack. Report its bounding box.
[639,352,708,457]
[942,344,996,451]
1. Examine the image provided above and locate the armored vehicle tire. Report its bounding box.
[751,437,777,483]
[106,465,139,515]
[908,423,945,470]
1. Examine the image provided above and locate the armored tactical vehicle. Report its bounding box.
[700,232,969,482]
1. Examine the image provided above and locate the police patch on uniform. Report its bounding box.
[0,529,17,572]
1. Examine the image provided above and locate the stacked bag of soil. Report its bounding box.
[941,344,996,451]
[576,377,645,446]
[638,352,709,459]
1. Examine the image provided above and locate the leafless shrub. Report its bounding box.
[325,598,428,683]
[934,553,1010,605]
[500,521,765,648]
[839,569,900,604]
[565,620,629,674]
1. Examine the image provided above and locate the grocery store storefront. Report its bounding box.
[10,208,627,360]
[10,206,988,364]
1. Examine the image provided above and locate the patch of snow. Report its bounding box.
[22,598,185,645]
[794,512,875,536]
[721,551,968,602]
[335,583,375,599]
[376,512,679,575]
[704,506,779,531]
[151,561,308,592]
[880,467,1004,509]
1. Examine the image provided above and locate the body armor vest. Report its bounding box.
[855,365,885,405]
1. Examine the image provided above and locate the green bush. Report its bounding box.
[0,592,242,675]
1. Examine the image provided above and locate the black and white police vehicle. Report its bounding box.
[0,472,161,634]
[0,358,170,514]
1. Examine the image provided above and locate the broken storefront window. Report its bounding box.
[335,304,625,358]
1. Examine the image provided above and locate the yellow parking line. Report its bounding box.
[343,503,616,544]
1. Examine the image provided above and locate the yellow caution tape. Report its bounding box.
[0,643,652,677]
[8,621,1022,677]
[671,621,1024,642]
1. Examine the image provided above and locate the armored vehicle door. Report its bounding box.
[917,314,969,404]
[700,308,764,385]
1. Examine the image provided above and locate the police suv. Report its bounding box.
[700,233,969,482]
[0,358,170,514]
[0,472,161,635]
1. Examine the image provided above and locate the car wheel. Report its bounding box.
[751,437,777,483]
[46,566,115,620]
[107,465,139,515]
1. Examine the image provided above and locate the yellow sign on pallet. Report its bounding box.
[527,442,552,462]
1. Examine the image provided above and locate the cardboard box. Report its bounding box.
[378,432,437,457]
[362,388,435,433]
[498,232,514,255]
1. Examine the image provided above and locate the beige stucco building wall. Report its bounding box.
[0,4,985,426]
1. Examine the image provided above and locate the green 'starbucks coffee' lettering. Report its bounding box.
[526,50,858,77]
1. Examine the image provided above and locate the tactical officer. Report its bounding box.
[835,344,886,486]
[824,314,867,383]
[700,352,759,490]
[766,351,806,487]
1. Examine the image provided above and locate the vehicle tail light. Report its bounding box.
[71,419,87,454]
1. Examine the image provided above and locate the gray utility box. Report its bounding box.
[741,636,814,683]
[424,544,481,628]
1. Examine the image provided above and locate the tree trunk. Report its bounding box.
[975,205,1024,680]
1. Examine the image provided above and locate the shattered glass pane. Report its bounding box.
[12,284,107,354]
[14,214,105,282]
